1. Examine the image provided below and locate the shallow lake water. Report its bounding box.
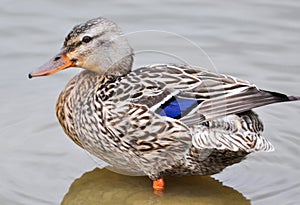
[1,0,300,204]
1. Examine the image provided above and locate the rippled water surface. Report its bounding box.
[1,0,300,204]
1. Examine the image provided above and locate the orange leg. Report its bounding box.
[153,178,165,192]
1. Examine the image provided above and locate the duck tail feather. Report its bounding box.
[260,89,300,102]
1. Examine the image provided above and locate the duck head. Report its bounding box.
[29,17,133,78]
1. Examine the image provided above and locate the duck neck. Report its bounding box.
[105,53,134,77]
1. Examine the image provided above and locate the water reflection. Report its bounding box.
[62,168,250,205]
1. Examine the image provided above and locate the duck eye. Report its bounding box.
[82,36,92,43]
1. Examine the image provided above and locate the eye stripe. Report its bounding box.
[66,41,83,52]
[64,31,107,52]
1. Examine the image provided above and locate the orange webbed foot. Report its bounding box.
[153,178,165,195]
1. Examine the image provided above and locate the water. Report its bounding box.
[1,0,300,204]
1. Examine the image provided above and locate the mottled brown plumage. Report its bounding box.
[30,17,300,190]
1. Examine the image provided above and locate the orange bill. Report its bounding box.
[28,50,76,78]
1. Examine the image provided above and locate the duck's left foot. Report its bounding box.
[153,178,165,192]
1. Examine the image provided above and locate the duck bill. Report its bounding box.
[28,50,76,78]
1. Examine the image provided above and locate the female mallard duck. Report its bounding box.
[29,17,299,192]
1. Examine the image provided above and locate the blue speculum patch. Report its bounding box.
[157,96,202,119]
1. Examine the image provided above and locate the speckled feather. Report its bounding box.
[55,64,291,179]
[51,17,300,180]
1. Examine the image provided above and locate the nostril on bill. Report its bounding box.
[54,56,61,61]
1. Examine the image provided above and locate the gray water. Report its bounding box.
[1,0,300,204]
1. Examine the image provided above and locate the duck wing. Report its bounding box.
[116,64,299,126]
